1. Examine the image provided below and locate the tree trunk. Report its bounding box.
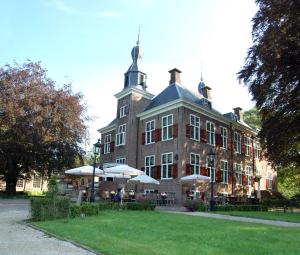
[5,178,17,195]
[5,157,18,195]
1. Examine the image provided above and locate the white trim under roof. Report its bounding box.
[98,124,115,134]
[114,87,155,100]
[137,98,256,135]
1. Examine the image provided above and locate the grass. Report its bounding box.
[214,210,300,223]
[33,211,300,255]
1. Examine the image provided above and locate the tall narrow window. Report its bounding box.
[162,115,173,141]
[220,127,228,150]
[190,114,200,141]
[104,134,111,154]
[267,172,273,189]
[190,153,200,175]
[221,160,228,184]
[33,176,41,188]
[145,155,155,178]
[145,120,155,144]
[119,105,127,118]
[207,157,215,182]
[161,152,173,179]
[16,179,24,188]
[234,132,241,154]
[235,163,242,185]
[244,136,251,156]
[255,142,261,159]
[245,165,251,185]
[206,121,215,145]
[116,124,126,146]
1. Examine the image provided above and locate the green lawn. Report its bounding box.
[33,211,300,255]
[215,211,300,223]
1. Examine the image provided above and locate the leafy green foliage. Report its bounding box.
[126,201,156,211]
[30,196,70,221]
[238,0,300,167]
[243,107,261,130]
[183,199,207,212]
[215,205,268,212]
[0,61,89,195]
[277,165,300,198]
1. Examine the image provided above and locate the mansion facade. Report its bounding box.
[98,39,276,203]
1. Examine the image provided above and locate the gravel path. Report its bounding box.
[166,211,300,228]
[0,199,98,255]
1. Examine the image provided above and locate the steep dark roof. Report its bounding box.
[145,83,203,111]
[144,83,223,116]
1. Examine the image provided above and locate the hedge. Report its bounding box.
[183,200,207,212]
[214,205,268,212]
[30,196,70,221]
[261,198,299,208]
[126,201,156,211]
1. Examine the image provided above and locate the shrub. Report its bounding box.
[183,200,207,212]
[30,196,70,221]
[70,202,115,218]
[215,205,268,212]
[127,201,155,211]
[81,203,100,216]
[261,198,299,208]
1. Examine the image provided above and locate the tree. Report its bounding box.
[243,107,261,130]
[0,61,89,195]
[238,0,300,168]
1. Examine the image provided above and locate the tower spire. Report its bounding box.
[200,62,203,81]
[137,26,141,45]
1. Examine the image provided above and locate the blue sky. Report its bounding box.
[0,0,257,147]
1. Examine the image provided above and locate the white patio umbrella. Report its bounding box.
[98,173,131,179]
[104,164,145,176]
[65,165,104,176]
[180,174,211,182]
[128,175,160,185]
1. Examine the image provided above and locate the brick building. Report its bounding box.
[98,39,277,203]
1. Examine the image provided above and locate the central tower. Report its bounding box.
[123,30,147,90]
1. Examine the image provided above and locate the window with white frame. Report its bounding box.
[190,153,200,175]
[116,158,126,164]
[245,165,251,185]
[206,121,215,145]
[145,155,155,177]
[267,172,273,189]
[16,179,24,188]
[33,176,41,188]
[119,105,127,118]
[161,152,173,179]
[190,114,200,141]
[220,126,228,150]
[255,142,261,159]
[162,115,173,141]
[221,160,228,184]
[104,134,111,154]
[235,163,242,185]
[234,132,241,154]
[207,157,215,182]
[145,120,155,144]
[116,124,126,146]
[244,136,251,156]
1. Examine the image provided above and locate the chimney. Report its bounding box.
[202,86,212,101]
[233,107,244,121]
[169,68,181,85]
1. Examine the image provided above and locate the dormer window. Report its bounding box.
[119,106,127,118]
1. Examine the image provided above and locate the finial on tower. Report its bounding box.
[200,62,203,81]
[137,26,141,45]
